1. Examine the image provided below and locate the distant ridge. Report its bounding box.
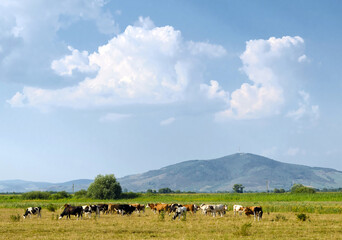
[1,153,342,193]
[0,179,93,193]
[118,153,342,192]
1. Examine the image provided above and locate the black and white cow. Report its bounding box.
[23,207,41,219]
[82,205,100,218]
[59,204,83,220]
[117,204,136,215]
[172,206,187,220]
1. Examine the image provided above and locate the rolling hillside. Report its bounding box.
[1,153,342,192]
[118,153,342,192]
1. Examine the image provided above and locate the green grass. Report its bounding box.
[1,192,342,214]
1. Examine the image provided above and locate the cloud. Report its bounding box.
[51,46,99,76]
[0,0,117,83]
[8,17,226,109]
[200,80,229,103]
[216,36,309,120]
[286,90,319,122]
[99,113,131,122]
[160,117,175,126]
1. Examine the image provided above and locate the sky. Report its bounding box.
[1,0,342,182]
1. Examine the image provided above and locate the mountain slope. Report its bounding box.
[0,179,93,193]
[118,153,342,192]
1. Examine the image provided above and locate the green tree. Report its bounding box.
[158,187,173,193]
[291,183,316,194]
[74,189,88,199]
[233,184,245,193]
[87,174,122,199]
[274,188,285,193]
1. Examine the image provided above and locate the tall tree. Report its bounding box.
[87,174,122,199]
[233,184,245,193]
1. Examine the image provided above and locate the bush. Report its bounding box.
[158,188,173,193]
[274,188,286,193]
[235,223,252,236]
[272,214,287,221]
[87,174,122,199]
[21,191,51,200]
[296,213,309,221]
[10,214,21,222]
[46,204,57,212]
[291,184,316,194]
[120,192,140,199]
[74,189,88,199]
[50,191,71,200]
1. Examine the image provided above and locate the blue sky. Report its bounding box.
[1,0,342,182]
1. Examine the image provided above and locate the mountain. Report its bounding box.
[0,179,93,193]
[118,153,342,192]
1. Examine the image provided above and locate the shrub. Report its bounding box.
[10,214,21,222]
[158,211,165,221]
[274,188,286,193]
[296,213,309,221]
[291,184,316,193]
[120,192,140,199]
[46,204,57,212]
[21,191,51,200]
[74,189,88,199]
[49,191,71,200]
[158,188,173,193]
[235,223,252,236]
[273,214,287,221]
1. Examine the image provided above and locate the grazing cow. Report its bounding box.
[245,206,263,221]
[183,204,198,214]
[131,204,145,213]
[59,204,83,220]
[108,204,121,214]
[154,203,170,214]
[117,204,136,215]
[97,204,108,214]
[82,205,92,218]
[172,206,187,220]
[23,207,41,219]
[146,203,158,213]
[200,204,227,217]
[233,205,245,216]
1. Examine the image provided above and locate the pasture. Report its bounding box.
[1,193,342,239]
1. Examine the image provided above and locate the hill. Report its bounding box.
[118,153,342,192]
[0,179,93,193]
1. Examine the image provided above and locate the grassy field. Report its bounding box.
[1,193,342,239]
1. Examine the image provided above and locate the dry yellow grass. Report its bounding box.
[0,208,341,239]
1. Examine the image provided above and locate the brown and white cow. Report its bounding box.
[131,204,145,213]
[233,205,245,216]
[245,206,263,221]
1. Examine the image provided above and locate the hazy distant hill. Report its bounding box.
[2,153,342,193]
[0,179,93,193]
[118,153,342,192]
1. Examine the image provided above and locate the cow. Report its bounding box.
[82,205,92,218]
[23,207,41,219]
[146,203,158,213]
[59,204,83,220]
[233,205,245,216]
[82,205,100,218]
[154,203,170,214]
[97,204,108,214]
[131,204,145,213]
[200,204,227,217]
[108,204,121,214]
[183,204,198,214]
[172,206,187,220]
[117,204,136,215]
[245,206,263,221]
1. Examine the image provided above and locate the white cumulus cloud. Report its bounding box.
[286,90,319,122]
[8,17,226,109]
[216,36,309,120]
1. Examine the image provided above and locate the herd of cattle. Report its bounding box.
[23,203,263,221]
